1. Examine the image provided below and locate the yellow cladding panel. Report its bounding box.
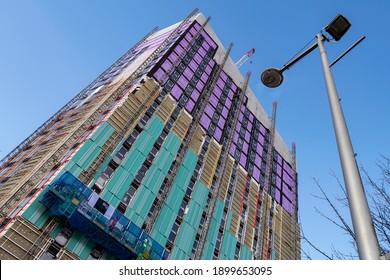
[155,94,176,124]
[218,155,234,201]
[200,139,222,188]
[188,126,205,155]
[172,109,193,140]
[229,166,247,237]
[243,179,260,249]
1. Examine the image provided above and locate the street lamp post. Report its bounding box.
[261,14,381,260]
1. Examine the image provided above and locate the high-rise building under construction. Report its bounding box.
[0,10,299,260]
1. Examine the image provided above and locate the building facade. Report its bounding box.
[0,10,299,260]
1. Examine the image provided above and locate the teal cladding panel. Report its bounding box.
[170,247,189,260]
[145,116,165,141]
[165,188,185,213]
[152,205,175,241]
[142,166,166,195]
[175,222,196,256]
[201,241,214,260]
[102,166,133,198]
[239,245,253,260]
[90,122,115,148]
[185,203,203,229]
[192,181,209,208]
[66,232,94,259]
[221,231,237,260]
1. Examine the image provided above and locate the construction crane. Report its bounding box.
[235,48,255,68]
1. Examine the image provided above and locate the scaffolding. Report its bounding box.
[194,72,251,259]
[143,42,234,234]
[39,171,168,260]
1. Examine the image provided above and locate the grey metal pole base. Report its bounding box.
[316,34,381,260]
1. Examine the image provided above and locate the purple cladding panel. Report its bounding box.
[171,85,183,101]
[247,121,252,132]
[217,117,225,129]
[242,142,249,155]
[189,60,198,72]
[276,175,282,189]
[180,38,189,49]
[244,131,251,143]
[214,127,222,142]
[177,76,189,90]
[161,60,173,73]
[228,89,234,101]
[220,71,227,81]
[216,78,225,89]
[213,85,222,98]
[239,112,243,122]
[183,67,194,81]
[275,188,281,204]
[209,59,215,69]
[194,53,202,64]
[233,132,239,144]
[231,82,237,92]
[202,41,210,51]
[191,89,200,102]
[253,166,260,183]
[283,161,294,177]
[225,97,232,109]
[153,68,168,84]
[277,164,282,177]
[201,72,208,83]
[205,104,214,118]
[209,94,218,108]
[174,44,185,56]
[257,133,265,146]
[200,114,211,130]
[222,107,228,119]
[185,33,192,43]
[230,144,236,157]
[189,27,197,36]
[239,154,247,167]
[185,99,195,113]
[255,154,262,168]
[205,65,212,75]
[277,154,283,166]
[249,113,254,123]
[282,195,293,215]
[196,80,205,92]
[282,182,293,201]
[201,30,217,49]
[260,124,266,136]
[235,122,241,133]
[193,22,201,30]
[283,172,293,188]
[168,52,179,65]
[198,47,206,57]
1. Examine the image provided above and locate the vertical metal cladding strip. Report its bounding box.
[255,101,277,260]
[143,42,234,234]
[194,72,250,260]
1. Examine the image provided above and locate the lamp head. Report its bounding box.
[325,14,351,41]
[261,68,284,88]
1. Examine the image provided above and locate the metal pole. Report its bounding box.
[316,34,381,260]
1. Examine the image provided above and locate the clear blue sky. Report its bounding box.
[1,0,389,259]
